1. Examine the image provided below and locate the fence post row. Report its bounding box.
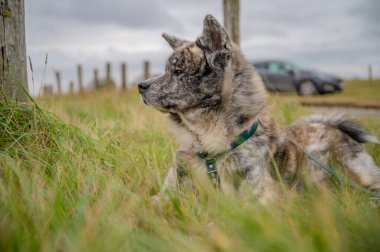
[223,0,240,46]
[0,0,29,102]
[77,64,83,92]
[143,60,150,80]
[105,62,116,88]
[55,71,62,94]
[44,60,155,95]
[43,85,53,95]
[69,81,74,94]
[93,69,100,90]
[121,62,127,91]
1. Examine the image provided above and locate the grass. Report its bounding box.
[340,79,380,101]
[275,79,380,106]
[1,81,380,251]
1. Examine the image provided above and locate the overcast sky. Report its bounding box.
[25,0,380,94]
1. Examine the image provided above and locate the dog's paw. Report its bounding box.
[150,192,171,206]
[150,194,162,206]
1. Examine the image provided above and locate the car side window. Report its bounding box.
[283,63,296,72]
[254,63,267,69]
[269,62,290,73]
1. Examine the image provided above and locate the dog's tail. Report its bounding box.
[297,114,379,144]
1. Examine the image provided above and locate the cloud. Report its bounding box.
[25,0,380,94]
[26,0,176,29]
[240,0,380,76]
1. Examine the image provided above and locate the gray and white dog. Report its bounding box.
[139,15,380,203]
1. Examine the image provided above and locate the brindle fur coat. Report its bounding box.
[138,15,380,203]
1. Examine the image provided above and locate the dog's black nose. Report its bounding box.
[138,81,151,92]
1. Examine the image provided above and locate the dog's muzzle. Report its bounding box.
[138,81,151,94]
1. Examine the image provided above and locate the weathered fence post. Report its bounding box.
[43,85,53,96]
[55,71,61,94]
[77,64,83,92]
[0,0,29,102]
[143,60,150,80]
[42,86,48,96]
[368,65,372,82]
[121,62,127,91]
[94,69,100,90]
[69,81,74,94]
[105,62,115,88]
[223,0,240,46]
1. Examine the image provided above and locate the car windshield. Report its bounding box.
[254,61,303,72]
[284,63,301,71]
[266,62,302,73]
[254,62,267,69]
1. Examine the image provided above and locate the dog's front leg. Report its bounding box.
[244,161,279,205]
[153,151,194,202]
[162,165,178,192]
[151,165,178,204]
[151,164,179,203]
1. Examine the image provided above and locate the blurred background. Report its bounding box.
[25,0,380,95]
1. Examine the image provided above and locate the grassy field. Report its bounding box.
[274,79,380,107]
[1,80,380,251]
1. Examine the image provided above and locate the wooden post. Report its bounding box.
[121,62,127,91]
[43,85,53,96]
[106,62,111,86]
[77,64,83,92]
[94,69,100,90]
[223,0,240,46]
[143,60,150,80]
[368,65,372,82]
[105,62,115,88]
[42,86,47,95]
[55,71,61,94]
[69,81,74,94]
[0,0,29,102]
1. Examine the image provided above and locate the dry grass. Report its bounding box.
[1,83,380,251]
[272,79,380,107]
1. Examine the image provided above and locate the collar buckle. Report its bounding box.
[197,118,261,183]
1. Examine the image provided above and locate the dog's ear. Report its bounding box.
[196,14,232,70]
[162,33,187,49]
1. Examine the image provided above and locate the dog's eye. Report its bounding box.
[173,69,183,75]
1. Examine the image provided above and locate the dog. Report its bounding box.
[138,14,380,203]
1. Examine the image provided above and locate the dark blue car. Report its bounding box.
[253,60,344,95]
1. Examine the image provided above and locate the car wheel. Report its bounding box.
[298,81,318,96]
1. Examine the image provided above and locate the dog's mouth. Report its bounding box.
[140,95,148,105]
[140,95,171,114]
[155,103,177,114]
[156,108,169,114]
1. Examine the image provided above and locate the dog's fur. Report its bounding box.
[139,15,380,203]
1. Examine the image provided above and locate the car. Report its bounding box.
[253,60,344,95]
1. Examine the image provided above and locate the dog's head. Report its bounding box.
[138,15,232,113]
